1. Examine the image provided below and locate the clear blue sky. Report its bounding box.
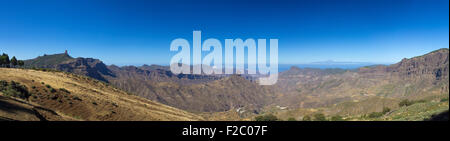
[0,0,448,65]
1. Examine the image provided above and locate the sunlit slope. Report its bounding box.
[0,68,203,121]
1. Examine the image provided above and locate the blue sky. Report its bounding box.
[0,0,448,65]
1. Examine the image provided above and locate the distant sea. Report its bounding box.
[278,63,391,72]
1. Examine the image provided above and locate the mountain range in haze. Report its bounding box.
[2,48,448,121]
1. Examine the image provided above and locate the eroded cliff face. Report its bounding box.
[388,48,449,81]
[273,49,449,109]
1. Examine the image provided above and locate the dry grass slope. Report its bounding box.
[0,68,203,121]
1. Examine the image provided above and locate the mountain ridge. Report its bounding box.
[20,48,449,118]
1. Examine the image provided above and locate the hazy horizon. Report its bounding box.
[15,49,435,68]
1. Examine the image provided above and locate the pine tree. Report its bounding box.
[18,60,25,67]
[0,53,10,67]
[10,56,18,67]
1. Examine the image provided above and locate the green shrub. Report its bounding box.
[0,80,7,89]
[73,96,82,101]
[368,112,384,118]
[399,99,427,107]
[45,84,51,88]
[302,115,312,121]
[360,114,367,119]
[399,99,414,107]
[330,115,344,121]
[415,99,427,103]
[441,97,449,102]
[59,88,70,94]
[49,88,56,93]
[313,113,327,121]
[382,107,391,114]
[287,117,296,121]
[366,107,391,119]
[254,114,279,121]
[0,80,30,99]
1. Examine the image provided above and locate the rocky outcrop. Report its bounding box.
[56,58,115,82]
[388,48,449,80]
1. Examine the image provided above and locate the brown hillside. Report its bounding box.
[274,49,449,108]
[0,68,203,121]
[111,74,275,113]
